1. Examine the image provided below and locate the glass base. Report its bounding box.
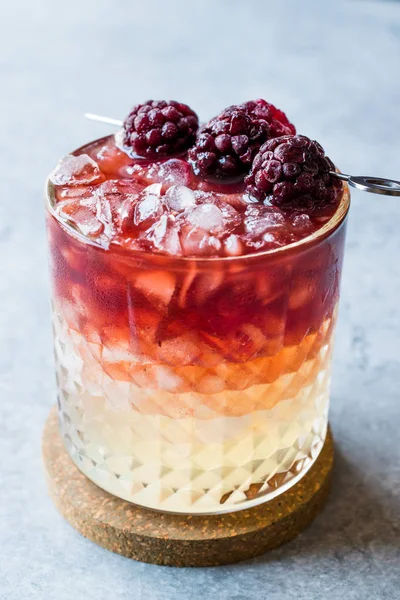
[61,424,326,515]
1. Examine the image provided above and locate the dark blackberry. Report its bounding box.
[238,98,296,137]
[123,100,199,159]
[188,99,295,178]
[245,135,342,209]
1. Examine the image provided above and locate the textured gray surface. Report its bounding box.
[1,1,399,598]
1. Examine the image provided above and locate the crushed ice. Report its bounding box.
[50,154,104,186]
[186,204,224,232]
[51,151,322,256]
[164,185,196,211]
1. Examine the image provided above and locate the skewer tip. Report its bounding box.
[84,113,123,127]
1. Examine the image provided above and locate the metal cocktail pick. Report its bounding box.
[331,172,400,196]
[84,113,400,196]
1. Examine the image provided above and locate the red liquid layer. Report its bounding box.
[46,135,348,375]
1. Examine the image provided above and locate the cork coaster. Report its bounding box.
[42,407,334,567]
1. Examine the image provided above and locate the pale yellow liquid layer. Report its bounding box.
[54,310,332,514]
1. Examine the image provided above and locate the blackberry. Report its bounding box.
[188,99,295,178]
[123,100,199,159]
[245,135,342,210]
[238,98,296,137]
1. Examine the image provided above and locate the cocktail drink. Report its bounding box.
[46,100,349,514]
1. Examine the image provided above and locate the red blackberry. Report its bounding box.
[238,99,296,137]
[245,135,342,210]
[188,99,295,178]
[123,100,199,159]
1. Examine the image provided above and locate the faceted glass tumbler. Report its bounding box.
[46,170,349,515]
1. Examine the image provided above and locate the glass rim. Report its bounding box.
[45,135,350,266]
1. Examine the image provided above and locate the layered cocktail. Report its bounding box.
[46,99,349,513]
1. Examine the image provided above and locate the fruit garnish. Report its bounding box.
[245,134,342,209]
[122,100,199,159]
[188,99,295,178]
[240,99,296,138]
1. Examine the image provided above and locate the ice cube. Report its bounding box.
[146,214,168,246]
[134,270,176,307]
[95,139,132,177]
[50,154,105,186]
[164,185,196,211]
[202,236,221,252]
[75,219,103,238]
[93,192,120,241]
[291,213,313,234]
[162,224,182,255]
[180,226,207,256]
[289,280,316,309]
[180,226,221,257]
[224,234,243,257]
[215,200,241,233]
[241,229,285,252]
[261,232,286,249]
[244,206,285,238]
[193,270,225,303]
[55,198,105,238]
[262,232,277,244]
[158,159,191,187]
[96,181,151,234]
[192,192,242,235]
[98,179,144,197]
[213,192,247,210]
[241,238,264,251]
[127,158,191,188]
[144,215,182,255]
[186,204,223,232]
[96,193,112,225]
[56,186,94,201]
[134,191,164,228]
[143,183,162,196]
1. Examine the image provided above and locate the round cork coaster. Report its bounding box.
[42,407,334,567]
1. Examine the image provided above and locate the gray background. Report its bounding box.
[1,1,399,598]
